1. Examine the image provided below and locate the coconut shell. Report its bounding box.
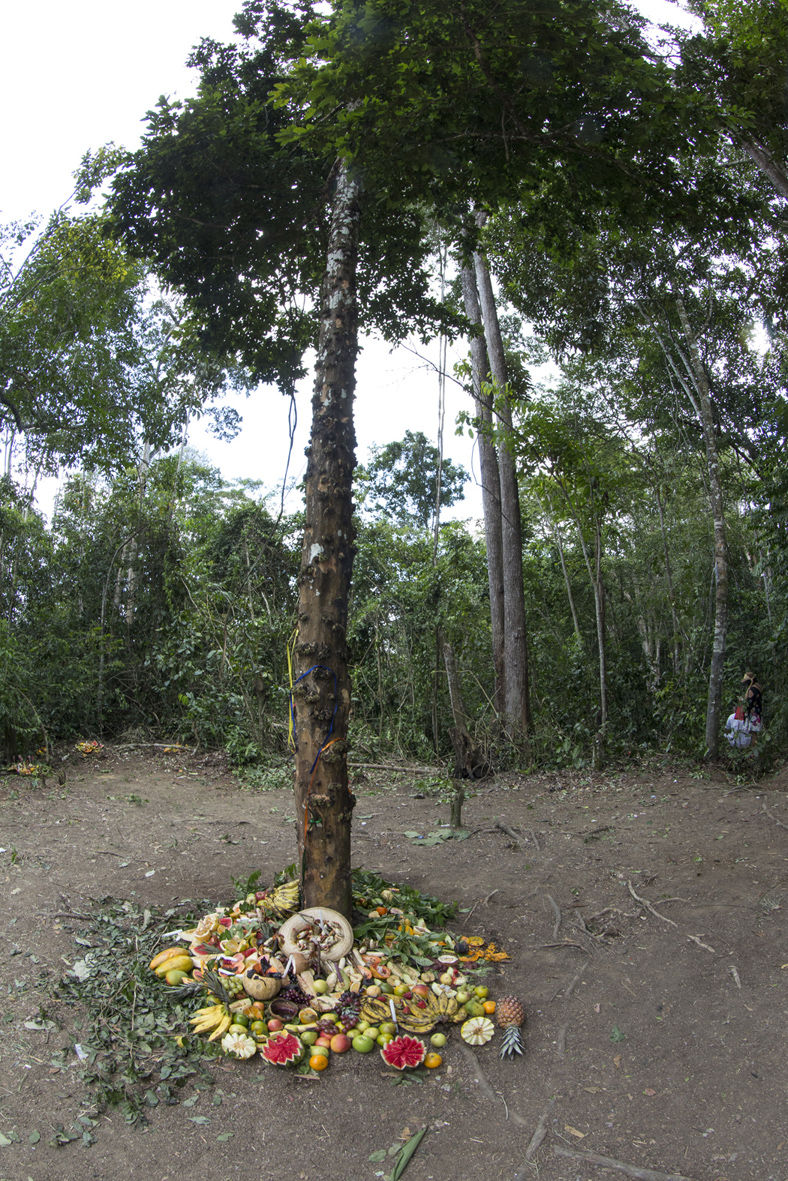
[241,970,282,1001]
[278,908,354,963]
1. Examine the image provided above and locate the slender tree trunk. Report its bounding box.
[460,263,505,718]
[554,476,607,760]
[472,231,531,739]
[293,164,360,916]
[549,512,583,644]
[675,296,728,759]
[591,514,607,764]
[654,482,682,678]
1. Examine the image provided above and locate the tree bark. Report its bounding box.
[460,263,505,717]
[675,295,728,759]
[737,135,788,201]
[472,229,531,739]
[293,163,360,916]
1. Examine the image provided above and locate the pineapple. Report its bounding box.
[496,994,525,1058]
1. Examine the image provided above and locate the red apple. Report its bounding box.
[266,1018,284,1032]
[330,1033,351,1053]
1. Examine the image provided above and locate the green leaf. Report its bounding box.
[390,1127,428,1181]
[610,1025,626,1042]
[369,1149,388,1162]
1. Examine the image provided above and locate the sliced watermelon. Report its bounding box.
[260,1031,303,1066]
[380,1035,427,1070]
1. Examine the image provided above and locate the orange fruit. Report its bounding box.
[309,1054,329,1071]
[424,1052,442,1069]
[482,1000,496,1015]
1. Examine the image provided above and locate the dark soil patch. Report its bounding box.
[1,746,786,1181]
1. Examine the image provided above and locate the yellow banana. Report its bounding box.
[192,1014,228,1034]
[191,1003,226,1017]
[208,1014,232,1042]
[189,1008,225,1026]
[149,946,187,971]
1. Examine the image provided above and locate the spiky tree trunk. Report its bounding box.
[472,241,531,740]
[292,164,361,916]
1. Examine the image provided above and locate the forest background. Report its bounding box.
[1,0,787,785]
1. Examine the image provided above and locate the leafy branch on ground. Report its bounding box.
[54,898,218,1125]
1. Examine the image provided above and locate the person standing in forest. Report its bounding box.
[742,671,763,742]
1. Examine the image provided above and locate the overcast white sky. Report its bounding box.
[0,0,695,519]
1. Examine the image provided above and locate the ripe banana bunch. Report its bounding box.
[258,879,300,921]
[360,992,449,1035]
[189,1002,232,1041]
[360,996,397,1026]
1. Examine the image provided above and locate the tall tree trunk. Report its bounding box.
[546,507,583,645]
[554,475,607,761]
[675,296,728,759]
[460,263,505,717]
[292,164,360,916]
[654,481,683,678]
[472,231,531,740]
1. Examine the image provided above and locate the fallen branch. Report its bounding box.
[538,942,587,952]
[495,820,521,841]
[553,1145,696,1181]
[626,880,678,927]
[546,894,562,939]
[350,762,440,774]
[761,802,788,831]
[686,933,715,953]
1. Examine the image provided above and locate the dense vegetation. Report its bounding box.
[2,0,787,776]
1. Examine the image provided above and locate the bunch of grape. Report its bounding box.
[337,990,362,1030]
[226,975,246,998]
[279,984,310,1007]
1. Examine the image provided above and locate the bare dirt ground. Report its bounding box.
[1,746,787,1181]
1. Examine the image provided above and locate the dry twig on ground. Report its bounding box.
[625,879,679,927]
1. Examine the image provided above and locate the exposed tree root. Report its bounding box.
[553,1145,696,1181]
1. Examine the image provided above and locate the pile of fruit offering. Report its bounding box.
[147,874,524,1072]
